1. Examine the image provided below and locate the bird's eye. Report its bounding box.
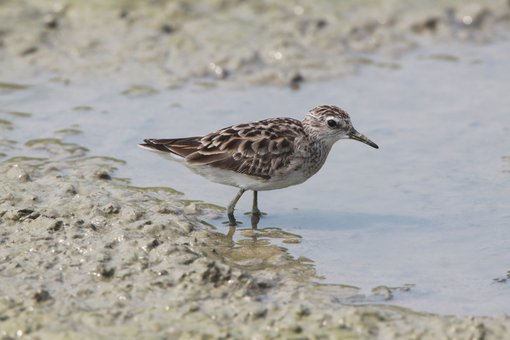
[327,119,337,128]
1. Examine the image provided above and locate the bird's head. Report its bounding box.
[303,105,378,149]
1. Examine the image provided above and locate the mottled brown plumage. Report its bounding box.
[139,105,378,224]
[142,117,304,180]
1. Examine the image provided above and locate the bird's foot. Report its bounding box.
[227,213,239,227]
[244,209,267,217]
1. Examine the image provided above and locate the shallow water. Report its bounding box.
[2,38,510,316]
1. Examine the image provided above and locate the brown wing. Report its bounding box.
[186,118,304,179]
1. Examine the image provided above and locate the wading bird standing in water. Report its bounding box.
[139,105,378,226]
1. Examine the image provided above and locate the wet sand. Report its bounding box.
[2,152,509,338]
[2,0,510,87]
[1,0,510,338]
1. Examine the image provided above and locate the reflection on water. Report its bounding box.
[204,224,317,281]
[2,38,510,316]
[205,220,421,304]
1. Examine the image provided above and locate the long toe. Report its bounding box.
[227,213,238,226]
[244,209,267,217]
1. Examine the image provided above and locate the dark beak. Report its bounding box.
[349,129,379,149]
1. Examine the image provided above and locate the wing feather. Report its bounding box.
[187,118,304,179]
[140,118,304,180]
[140,137,202,157]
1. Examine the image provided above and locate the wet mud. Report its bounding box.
[1,149,509,338]
[2,0,510,87]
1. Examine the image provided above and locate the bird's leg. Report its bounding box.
[227,188,245,226]
[227,188,246,215]
[252,191,261,217]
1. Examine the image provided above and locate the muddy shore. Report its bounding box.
[2,0,510,87]
[1,0,510,338]
[2,152,508,338]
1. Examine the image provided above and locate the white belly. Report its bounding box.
[188,163,313,191]
[187,154,326,191]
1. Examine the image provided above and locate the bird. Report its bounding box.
[139,105,378,225]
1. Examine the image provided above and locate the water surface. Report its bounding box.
[2,39,509,316]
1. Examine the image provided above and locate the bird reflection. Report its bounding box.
[227,210,262,228]
[251,213,261,229]
[205,220,315,278]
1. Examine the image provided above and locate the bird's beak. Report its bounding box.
[348,129,379,149]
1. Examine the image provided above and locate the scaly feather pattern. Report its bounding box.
[139,105,379,222]
[142,117,305,179]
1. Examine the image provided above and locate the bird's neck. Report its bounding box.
[306,132,336,152]
[301,139,333,177]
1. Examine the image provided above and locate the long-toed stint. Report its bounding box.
[139,105,378,225]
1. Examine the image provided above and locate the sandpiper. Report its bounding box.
[139,105,378,225]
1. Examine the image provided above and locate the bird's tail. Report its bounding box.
[138,137,202,158]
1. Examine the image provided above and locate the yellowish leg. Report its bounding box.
[227,188,245,226]
[252,191,261,216]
